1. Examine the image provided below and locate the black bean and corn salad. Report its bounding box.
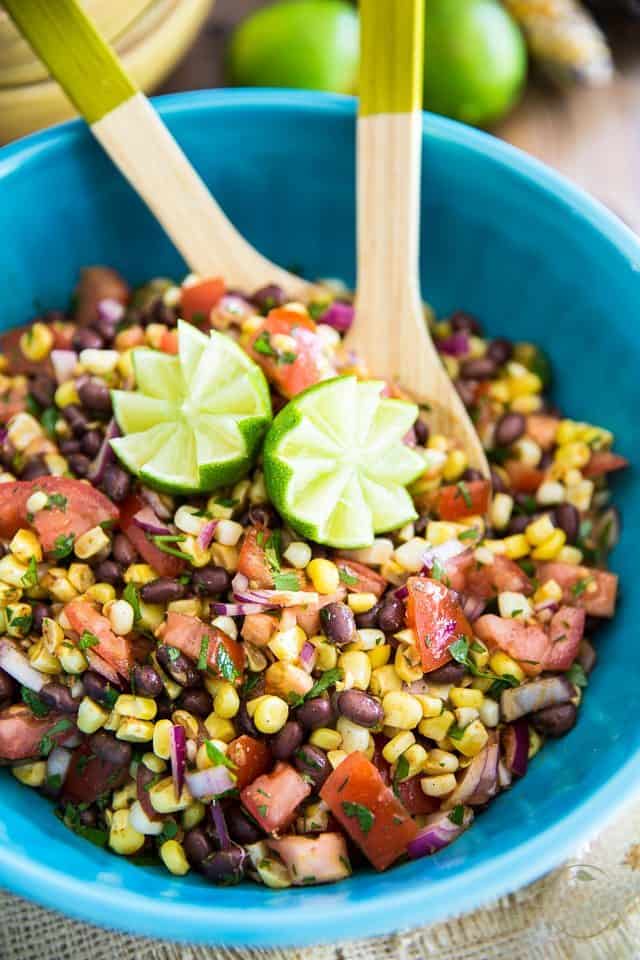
[0,268,627,884]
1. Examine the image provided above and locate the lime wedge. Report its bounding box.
[111,321,272,494]
[263,377,425,548]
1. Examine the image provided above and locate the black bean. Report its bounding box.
[337,690,383,728]
[20,458,48,480]
[460,357,496,380]
[0,668,15,706]
[72,327,103,351]
[154,694,173,721]
[81,429,103,458]
[183,827,213,866]
[236,701,260,738]
[251,284,285,313]
[156,645,199,688]
[78,378,112,415]
[79,807,97,827]
[319,602,356,646]
[101,464,131,502]
[40,682,79,714]
[31,602,50,634]
[486,337,513,366]
[490,468,507,494]
[507,515,531,536]
[247,503,277,528]
[62,404,88,437]
[461,468,484,483]
[68,453,91,477]
[530,703,577,738]
[428,662,467,684]
[140,577,186,604]
[271,720,304,760]
[295,697,333,731]
[554,503,580,544]
[90,731,132,767]
[413,418,429,446]
[82,671,110,703]
[355,602,381,630]
[133,665,164,699]
[93,560,122,586]
[59,439,81,455]
[112,533,138,567]
[377,595,406,634]
[30,373,56,409]
[226,807,263,845]
[179,689,212,717]
[200,848,247,885]
[191,565,231,597]
[494,412,526,447]
[455,379,478,407]
[294,744,330,790]
[450,310,481,335]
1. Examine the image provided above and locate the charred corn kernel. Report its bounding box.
[19,322,54,361]
[528,726,543,759]
[419,710,454,742]
[455,706,479,728]
[182,801,206,832]
[533,579,563,606]
[213,682,240,719]
[115,695,157,721]
[420,773,457,797]
[8,412,42,452]
[443,449,468,482]
[536,481,565,507]
[502,534,530,560]
[65,563,93,594]
[498,591,532,620]
[264,661,313,699]
[77,696,109,734]
[394,645,423,684]
[370,665,402,697]
[85,582,117,605]
[109,809,145,856]
[402,743,429,778]
[253,695,289,734]
[412,694,443,719]
[347,592,378,614]
[112,781,138,810]
[48,575,78,603]
[382,731,415,764]
[424,749,459,775]
[107,599,134,636]
[9,528,42,565]
[283,541,312,569]
[484,539,507,555]
[513,437,542,468]
[426,522,461,547]
[309,727,342,751]
[73,526,110,561]
[489,651,525,683]
[525,515,555,546]
[336,716,370,753]
[307,558,340,594]
[54,381,79,407]
[27,640,60,674]
[449,687,484,710]
[531,529,566,560]
[204,715,236,743]
[12,760,47,787]
[367,644,391,669]
[214,519,244,547]
[269,624,306,662]
[153,719,173,759]
[160,839,190,876]
[171,710,200,740]
[142,752,166,774]
[556,545,583,566]
[565,480,594,512]
[338,650,371,691]
[327,749,348,770]
[314,640,338,671]
[489,493,514,531]
[0,554,29,587]
[116,718,154,743]
[394,537,429,572]
[479,699,500,727]
[124,564,156,585]
[6,604,33,638]
[58,644,88,675]
[456,719,489,758]
[382,692,422,730]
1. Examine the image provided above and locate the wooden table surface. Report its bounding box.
[160,1,640,232]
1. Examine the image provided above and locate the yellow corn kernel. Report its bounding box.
[394,645,423,684]
[309,727,343,751]
[533,579,563,606]
[123,563,155,585]
[428,433,449,452]
[182,801,206,831]
[204,715,236,743]
[433,320,452,338]
[507,369,543,397]
[171,710,200,740]
[425,521,462,547]
[138,601,165,632]
[0,554,29,587]
[513,438,542,468]
[336,716,369,753]
[150,777,194,815]
[77,696,109,734]
[420,773,457,797]
[153,718,173,759]
[556,420,580,445]
[479,698,500,727]
[442,355,459,379]
[307,558,340,594]
[160,839,190,876]
[565,480,594,512]
[25,490,48,515]
[556,545,583,566]
[28,640,61,674]
[64,563,94,595]
[103,598,133,636]
[196,740,225,770]
[449,687,484,710]
[500,534,529,560]
[6,604,32,639]
[488,379,511,404]
[253,695,289,734]
[327,749,348,770]
[18,323,53,361]
[382,692,422,730]
[167,597,203,619]
[117,348,134,379]
[367,644,391,669]
[269,624,306,662]
[402,743,428,779]
[314,640,338,671]
[525,515,556,546]
[54,380,79,408]
[116,718,155,743]
[370,665,403,698]
[442,449,468,482]
[474,546,495,567]
[9,528,42,565]
[411,694,442,720]
[112,781,138,810]
[489,651,525,683]
[84,582,117,605]
[393,628,417,646]
[115,695,158,722]
[211,615,237,641]
[423,749,459,775]
[470,640,490,671]
[528,726,543,759]
[455,706,480,728]
[347,592,378,614]
[511,394,543,414]
[456,719,489,758]
[142,752,166,774]
[531,529,566,561]
[419,710,454,742]
[382,731,415,764]
[109,809,145,856]
[12,760,47,787]
[58,644,88,675]
[485,540,508,557]
[536,481,565,507]
[497,591,532,621]
[8,412,43,452]
[48,575,78,603]
[489,493,514,532]
[338,650,371,691]
[555,441,591,471]
[214,682,240,720]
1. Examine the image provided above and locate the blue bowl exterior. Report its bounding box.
[0,90,638,947]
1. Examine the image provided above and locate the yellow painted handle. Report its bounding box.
[359,0,425,117]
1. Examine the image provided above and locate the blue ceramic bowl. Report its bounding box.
[0,90,637,947]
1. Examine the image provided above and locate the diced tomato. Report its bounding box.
[406,577,472,673]
[241,761,311,833]
[52,322,75,351]
[543,606,585,671]
[241,612,278,647]
[435,480,490,521]
[74,266,129,327]
[267,833,351,885]
[115,325,145,350]
[583,451,629,478]
[180,277,226,324]
[237,526,274,588]
[504,461,544,493]
[248,311,327,398]
[536,562,618,618]
[65,600,133,680]
[0,385,27,420]
[474,615,547,676]
[227,735,272,790]
[465,554,533,601]
[396,776,439,816]
[63,740,130,804]
[160,329,179,354]
[0,477,119,555]
[525,414,559,450]
[335,558,387,598]
[0,705,67,761]
[267,306,316,331]
[160,611,244,683]
[320,752,418,871]
[118,494,185,577]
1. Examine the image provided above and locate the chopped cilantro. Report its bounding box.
[289,668,342,708]
[571,576,595,598]
[46,773,62,792]
[215,497,237,509]
[253,330,277,357]
[448,723,465,741]
[45,492,67,511]
[205,740,237,770]
[197,635,210,671]
[565,662,588,688]
[308,301,329,320]
[52,533,74,560]
[160,820,179,841]
[448,804,465,826]
[257,804,268,817]
[431,558,450,585]
[166,646,181,662]
[20,556,39,589]
[151,534,191,562]
[455,481,472,509]
[103,687,118,709]
[518,558,536,577]
[486,674,520,699]
[277,351,297,365]
[40,407,59,438]
[393,754,410,795]
[458,527,480,542]
[510,609,523,618]
[39,718,73,757]
[240,671,261,698]
[8,609,33,633]
[25,392,39,416]
[341,801,375,835]
[264,529,282,575]
[79,630,100,651]
[216,642,239,682]
[273,572,300,591]
[338,567,358,586]
[21,685,49,718]
[123,582,141,622]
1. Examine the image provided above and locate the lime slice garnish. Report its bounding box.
[110,320,272,494]
[263,376,425,548]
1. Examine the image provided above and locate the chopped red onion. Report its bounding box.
[51,350,78,385]
[407,807,474,859]
[394,584,409,601]
[233,588,318,608]
[210,801,231,849]
[299,641,317,673]
[444,740,499,809]
[197,519,218,551]
[186,764,235,799]
[46,747,72,792]
[132,506,171,536]
[502,719,529,777]
[318,301,354,333]
[461,594,486,622]
[422,541,469,575]
[170,724,186,800]
[437,331,470,357]
[0,639,46,691]
[97,298,125,325]
[501,675,573,723]
[89,418,119,483]
[212,601,273,617]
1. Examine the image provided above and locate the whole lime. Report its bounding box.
[424,0,527,127]
[228,0,359,94]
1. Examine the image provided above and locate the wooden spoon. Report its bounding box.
[4,0,310,298]
[347,0,490,477]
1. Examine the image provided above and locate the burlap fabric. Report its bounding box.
[2,795,639,960]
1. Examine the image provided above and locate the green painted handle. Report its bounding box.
[3,0,137,125]
[359,0,424,117]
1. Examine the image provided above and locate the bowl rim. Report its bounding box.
[1,87,639,947]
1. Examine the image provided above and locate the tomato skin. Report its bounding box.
[160,329,179,354]
[0,705,67,761]
[160,611,244,683]
[63,741,129,804]
[525,414,559,450]
[119,494,185,577]
[543,606,585,671]
[474,615,548,676]
[465,554,532,601]
[180,277,225,323]
[249,312,327,398]
[504,461,544,494]
[396,776,440,816]
[536,562,618,618]
[320,752,418,871]
[406,577,473,673]
[435,480,490,521]
[237,525,274,588]
[241,761,311,833]
[583,451,628,478]
[65,600,133,680]
[334,558,387,598]
[227,735,272,790]
[267,833,351,885]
